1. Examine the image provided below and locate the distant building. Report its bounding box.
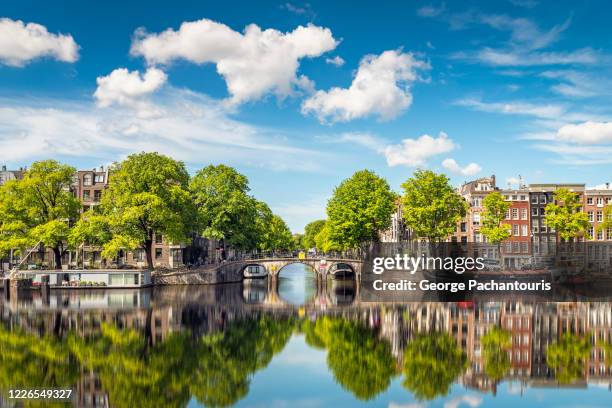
[379,198,411,243]
[455,175,497,243]
[584,183,612,241]
[500,188,531,268]
[0,165,25,185]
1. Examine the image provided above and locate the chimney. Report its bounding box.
[607,182,610,189]
[491,175,496,188]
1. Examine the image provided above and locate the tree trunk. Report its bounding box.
[144,240,154,270]
[53,246,62,270]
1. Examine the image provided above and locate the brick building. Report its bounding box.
[455,175,497,244]
[500,189,531,268]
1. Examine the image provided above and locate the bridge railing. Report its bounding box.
[226,250,364,262]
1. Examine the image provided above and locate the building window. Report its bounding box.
[587,197,593,205]
[541,195,547,204]
[532,208,538,216]
[588,211,594,222]
[94,190,102,201]
[506,209,511,220]
[520,208,527,220]
[460,222,466,232]
[597,197,604,206]
[473,213,480,225]
[83,174,92,186]
[597,230,603,240]
[607,228,612,240]
[472,197,482,207]
[519,195,526,201]
[94,174,105,183]
[135,249,145,262]
[532,222,539,233]
[513,224,519,236]
[597,211,603,222]
[588,227,594,238]
[540,208,546,216]
[521,225,528,236]
[155,248,163,259]
[512,208,518,219]
[541,225,547,233]
[531,195,538,204]
[155,234,163,244]
[83,190,90,200]
[511,195,517,201]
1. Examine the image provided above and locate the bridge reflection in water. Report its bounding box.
[1,284,612,407]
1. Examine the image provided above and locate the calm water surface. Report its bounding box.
[1,269,611,407]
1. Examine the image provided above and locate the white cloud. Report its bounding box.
[385,132,455,167]
[325,55,345,66]
[302,50,429,123]
[455,98,565,119]
[338,132,385,151]
[471,47,598,67]
[0,89,326,172]
[557,121,612,144]
[442,158,482,176]
[417,4,446,18]
[130,18,337,104]
[444,395,482,408]
[0,18,79,66]
[506,176,520,185]
[94,68,167,108]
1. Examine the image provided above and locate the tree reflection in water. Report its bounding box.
[1,295,612,406]
[301,317,397,400]
[546,333,592,384]
[402,332,468,400]
[482,327,512,383]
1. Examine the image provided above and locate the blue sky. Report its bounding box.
[1,0,612,232]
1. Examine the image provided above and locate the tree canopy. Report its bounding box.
[95,152,195,269]
[326,170,396,249]
[544,188,590,241]
[303,219,326,249]
[190,165,260,250]
[401,170,467,242]
[0,160,80,268]
[480,192,511,245]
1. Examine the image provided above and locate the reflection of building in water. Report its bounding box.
[76,369,109,407]
[589,303,612,379]
[502,302,533,379]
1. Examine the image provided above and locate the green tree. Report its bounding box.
[312,317,397,400]
[544,188,590,241]
[190,165,258,250]
[480,192,511,261]
[303,219,326,249]
[326,170,396,250]
[0,160,80,269]
[401,170,467,242]
[481,327,511,382]
[402,332,468,400]
[292,233,305,249]
[597,203,612,236]
[99,152,195,269]
[314,221,341,252]
[546,333,591,384]
[258,213,294,252]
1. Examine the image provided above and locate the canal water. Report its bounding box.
[0,282,611,407]
[277,263,317,305]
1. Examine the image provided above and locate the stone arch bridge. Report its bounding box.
[218,257,364,281]
[153,256,365,286]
